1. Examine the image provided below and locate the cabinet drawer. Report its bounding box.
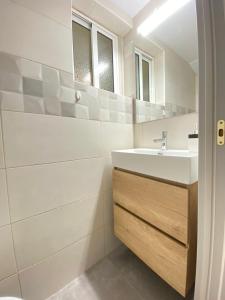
[113,169,188,244]
[114,204,188,296]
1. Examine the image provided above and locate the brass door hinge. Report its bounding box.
[217,120,225,146]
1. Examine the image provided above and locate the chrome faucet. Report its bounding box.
[153,131,168,151]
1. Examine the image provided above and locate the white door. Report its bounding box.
[195,0,225,299]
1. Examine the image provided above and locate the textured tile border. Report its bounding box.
[135,99,196,123]
[0,51,195,125]
[0,52,133,124]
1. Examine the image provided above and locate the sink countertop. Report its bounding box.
[112,148,198,185]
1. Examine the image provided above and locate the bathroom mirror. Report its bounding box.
[124,0,198,123]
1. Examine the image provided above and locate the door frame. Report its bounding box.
[195,0,225,299]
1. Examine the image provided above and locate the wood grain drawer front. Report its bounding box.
[113,169,189,244]
[114,205,188,296]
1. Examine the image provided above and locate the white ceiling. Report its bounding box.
[148,0,198,72]
[108,0,150,17]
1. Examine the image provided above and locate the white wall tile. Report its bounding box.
[12,0,72,28]
[75,104,89,119]
[0,71,22,93]
[2,111,101,167]
[135,113,198,150]
[103,188,113,226]
[100,122,133,155]
[0,274,21,298]
[99,122,134,208]
[19,228,105,300]
[104,224,121,256]
[0,170,10,227]
[13,195,104,270]
[8,158,104,222]
[0,0,73,72]
[0,117,4,169]
[102,155,114,192]
[0,225,17,281]
[133,123,143,148]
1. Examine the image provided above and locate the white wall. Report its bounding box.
[0,112,133,300]
[165,47,196,110]
[134,113,198,149]
[0,0,73,73]
[72,0,132,37]
[0,0,133,299]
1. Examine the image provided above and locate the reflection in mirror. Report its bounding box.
[124,0,198,123]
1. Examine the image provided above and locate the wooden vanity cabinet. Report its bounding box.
[113,168,197,297]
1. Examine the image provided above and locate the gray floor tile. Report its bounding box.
[53,246,195,300]
[123,251,194,300]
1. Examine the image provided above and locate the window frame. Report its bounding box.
[72,10,119,94]
[135,48,155,103]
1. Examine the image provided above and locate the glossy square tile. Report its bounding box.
[16,58,42,80]
[0,71,22,93]
[59,86,75,103]
[44,97,61,115]
[99,109,110,122]
[42,65,60,83]
[43,81,60,98]
[24,95,45,114]
[42,66,60,98]
[75,104,89,119]
[23,77,43,97]
[0,91,24,112]
[87,95,100,120]
[61,102,75,117]
[60,71,74,88]
[99,96,109,110]
[109,111,118,123]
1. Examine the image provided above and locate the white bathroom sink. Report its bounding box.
[112,148,198,184]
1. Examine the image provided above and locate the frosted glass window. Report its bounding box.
[142,60,150,101]
[135,54,140,100]
[135,49,154,103]
[97,32,114,93]
[72,21,93,85]
[72,13,119,93]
